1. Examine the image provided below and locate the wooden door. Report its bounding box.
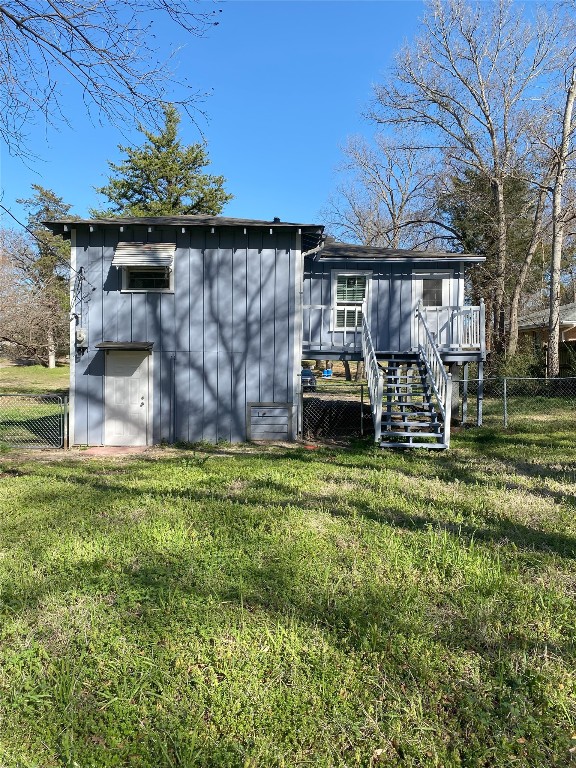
[104,351,150,445]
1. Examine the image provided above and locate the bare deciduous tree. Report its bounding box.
[323,136,442,249]
[547,65,576,376]
[0,228,68,365]
[370,0,561,352]
[0,0,220,155]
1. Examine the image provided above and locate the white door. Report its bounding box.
[104,351,150,445]
[413,271,453,348]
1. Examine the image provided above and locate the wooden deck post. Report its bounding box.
[477,361,484,426]
[462,362,469,425]
[449,362,460,425]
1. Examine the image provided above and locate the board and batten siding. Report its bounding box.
[71,225,299,445]
[303,257,465,353]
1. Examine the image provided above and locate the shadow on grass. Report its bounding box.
[1,444,575,765]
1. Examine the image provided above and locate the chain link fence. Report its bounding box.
[302,378,373,441]
[0,394,68,448]
[302,375,576,441]
[460,377,576,430]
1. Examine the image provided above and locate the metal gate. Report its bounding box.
[0,394,68,448]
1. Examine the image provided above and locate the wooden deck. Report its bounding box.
[302,304,486,363]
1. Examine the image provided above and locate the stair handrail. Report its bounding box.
[416,303,452,446]
[361,313,383,442]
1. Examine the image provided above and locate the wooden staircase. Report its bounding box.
[376,353,447,449]
[361,312,452,451]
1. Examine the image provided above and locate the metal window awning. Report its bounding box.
[96,342,154,351]
[112,242,175,267]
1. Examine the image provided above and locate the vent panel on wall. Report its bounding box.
[247,403,293,441]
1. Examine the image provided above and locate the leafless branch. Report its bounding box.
[0,0,220,154]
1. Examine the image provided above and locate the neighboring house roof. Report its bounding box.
[314,238,484,263]
[518,302,576,330]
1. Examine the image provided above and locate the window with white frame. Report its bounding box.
[422,278,444,307]
[413,270,452,308]
[112,241,175,292]
[332,272,370,330]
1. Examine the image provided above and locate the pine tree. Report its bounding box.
[93,104,232,217]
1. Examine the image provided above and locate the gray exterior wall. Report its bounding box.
[72,224,300,444]
[303,257,465,353]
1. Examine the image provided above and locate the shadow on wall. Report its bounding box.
[82,231,294,444]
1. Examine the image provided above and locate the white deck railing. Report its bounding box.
[419,302,485,357]
[361,314,383,442]
[302,304,363,352]
[303,301,485,356]
[416,304,452,447]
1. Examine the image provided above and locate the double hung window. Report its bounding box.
[332,272,370,330]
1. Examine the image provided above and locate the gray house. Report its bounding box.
[46,216,485,449]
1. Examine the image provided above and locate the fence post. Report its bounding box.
[360,384,364,437]
[63,395,69,448]
[503,377,508,428]
[298,380,303,438]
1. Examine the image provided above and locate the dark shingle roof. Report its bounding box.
[314,239,484,263]
[518,302,576,329]
[44,215,323,230]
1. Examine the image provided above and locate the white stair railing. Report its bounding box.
[361,314,383,442]
[416,303,452,447]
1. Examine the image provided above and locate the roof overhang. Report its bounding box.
[314,255,485,263]
[311,241,484,263]
[95,342,154,351]
[43,215,324,232]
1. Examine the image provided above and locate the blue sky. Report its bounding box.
[0,1,425,228]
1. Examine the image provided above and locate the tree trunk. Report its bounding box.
[354,361,365,380]
[507,188,547,357]
[342,360,352,381]
[492,177,508,354]
[47,328,56,369]
[549,67,576,378]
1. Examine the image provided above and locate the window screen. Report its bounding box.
[422,278,443,307]
[126,268,170,291]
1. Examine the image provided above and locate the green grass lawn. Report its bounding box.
[0,425,574,767]
[0,363,69,394]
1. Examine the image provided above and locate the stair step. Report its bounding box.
[383,399,432,413]
[384,381,428,386]
[384,389,429,395]
[381,421,441,429]
[380,430,443,438]
[379,441,448,450]
[383,409,439,417]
